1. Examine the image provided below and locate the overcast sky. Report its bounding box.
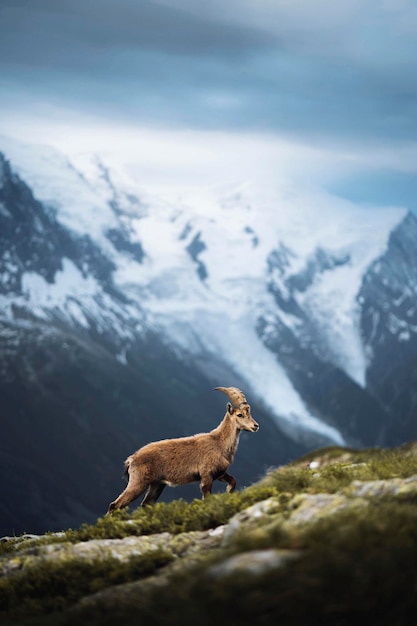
[0,0,417,205]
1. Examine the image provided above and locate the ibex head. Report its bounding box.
[214,387,259,432]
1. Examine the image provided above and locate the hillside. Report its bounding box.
[2,442,417,625]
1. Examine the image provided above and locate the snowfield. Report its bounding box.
[0,135,408,445]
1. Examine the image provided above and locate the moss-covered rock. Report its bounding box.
[347,473,417,499]
[284,492,368,527]
[208,549,300,577]
[0,534,172,577]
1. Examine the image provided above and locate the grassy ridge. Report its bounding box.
[2,443,417,625]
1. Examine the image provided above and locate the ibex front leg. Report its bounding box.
[200,475,213,499]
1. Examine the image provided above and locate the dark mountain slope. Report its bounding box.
[360,212,417,445]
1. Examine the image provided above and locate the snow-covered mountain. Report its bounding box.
[1,135,416,533]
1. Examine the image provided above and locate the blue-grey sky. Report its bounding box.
[1,0,417,205]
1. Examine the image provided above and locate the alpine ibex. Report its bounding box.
[107,387,259,513]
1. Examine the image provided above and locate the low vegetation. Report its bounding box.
[2,442,417,625]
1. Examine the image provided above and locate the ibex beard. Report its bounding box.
[107,386,259,513]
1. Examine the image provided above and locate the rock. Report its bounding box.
[0,529,225,579]
[346,474,417,499]
[0,531,65,544]
[208,549,300,577]
[284,493,368,528]
[222,498,280,545]
[0,533,42,543]
[0,533,171,577]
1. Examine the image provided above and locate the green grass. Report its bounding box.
[43,484,279,546]
[0,484,278,558]
[263,444,417,494]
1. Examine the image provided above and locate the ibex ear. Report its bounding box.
[227,402,234,414]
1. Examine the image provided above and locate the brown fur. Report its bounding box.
[107,387,259,513]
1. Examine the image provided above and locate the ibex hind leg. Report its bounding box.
[107,486,143,514]
[107,471,149,514]
[141,482,166,506]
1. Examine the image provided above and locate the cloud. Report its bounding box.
[2,109,417,184]
[154,0,417,64]
[0,0,416,204]
[0,0,276,66]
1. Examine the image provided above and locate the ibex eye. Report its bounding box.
[237,413,243,418]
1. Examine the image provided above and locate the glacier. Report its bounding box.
[0,134,408,445]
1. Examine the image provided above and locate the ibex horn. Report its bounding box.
[214,386,248,407]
